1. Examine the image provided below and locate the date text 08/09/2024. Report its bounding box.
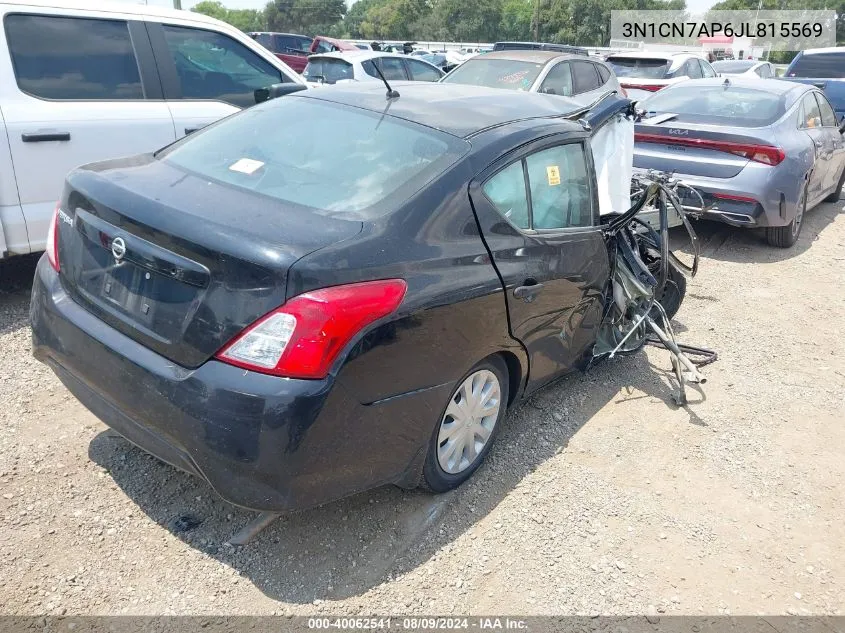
[307,618,529,630]
[621,21,824,39]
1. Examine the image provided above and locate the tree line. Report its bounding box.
[192,0,843,51]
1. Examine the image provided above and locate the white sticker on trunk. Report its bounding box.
[229,158,265,175]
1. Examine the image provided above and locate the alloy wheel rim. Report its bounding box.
[437,369,502,475]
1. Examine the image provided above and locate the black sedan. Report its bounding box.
[31,83,675,512]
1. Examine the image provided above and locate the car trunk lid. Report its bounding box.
[633,120,781,178]
[56,155,363,369]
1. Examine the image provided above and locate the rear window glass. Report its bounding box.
[606,57,670,79]
[303,57,353,84]
[712,60,756,73]
[640,86,785,126]
[787,52,845,79]
[442,58,544,91]
[160,98,469,219]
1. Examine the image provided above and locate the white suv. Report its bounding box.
[0,0,304,261]
[605,52,718,102]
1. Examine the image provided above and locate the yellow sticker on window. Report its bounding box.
[546,165,561,186]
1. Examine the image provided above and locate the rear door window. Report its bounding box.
[700,59,717,78]
[596,63,611,84]
[303,57,353,84]
[254,33,273,50]
[815,92,838,127]
[800,92,822,128]
[539,62,573,96]
[276,35,309,53]
[684,59,703,79]
[406,59,441,82]
[482,143,593,230]
[376,57,408,80]
[4,14,144,100]
[160,25,284,108]
[788,52,845,78]
[571,61,599,94]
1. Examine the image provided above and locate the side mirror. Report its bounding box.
[254,83,307,104]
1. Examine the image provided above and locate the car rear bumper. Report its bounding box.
[30,256,443,511]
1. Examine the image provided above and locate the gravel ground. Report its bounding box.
[1,204,843,616]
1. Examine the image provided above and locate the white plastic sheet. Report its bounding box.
[590,114,634,215]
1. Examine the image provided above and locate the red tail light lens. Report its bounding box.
[45,203,60,272]
[634,132,785,166]
[620,83,664,92]
[216,279,407,379]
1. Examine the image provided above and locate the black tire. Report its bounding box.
[766,185,806,248]
[649,261,687,322]
[824,165,845,203]
[421,356,509,493]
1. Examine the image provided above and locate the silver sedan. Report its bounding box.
[635,78,845,247]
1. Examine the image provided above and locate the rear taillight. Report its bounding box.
[714,193,758,203]
[620,83,664,92]
[634,132,785,166]
[215,279,407,379]
[45,203,60,272]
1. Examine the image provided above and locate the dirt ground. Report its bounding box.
[1,203,843,616]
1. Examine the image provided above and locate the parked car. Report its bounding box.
[303,51,444,85]
[712,59,776,78]
[30,82,678,511]
[249,32,358,73]
[0,0,304,263]
[635,78,845,247]
[441,51,621,108]
[605,52,718,101]
[493,41,588,56]
[783,47,845,122]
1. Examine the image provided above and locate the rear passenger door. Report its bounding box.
[469,134,610,390]
[405,58,443,82]
[146,22,291,139]
[814,92,845,192]
[799,92,830,204]
[0,11,175,255]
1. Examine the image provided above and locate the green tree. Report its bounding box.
[499,0,532,41]
[433,0,504,42]
[343,0,388,38]
[192,1,265,31]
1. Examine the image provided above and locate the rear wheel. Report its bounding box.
[766,186,806,248]
[422,356,509,493]
[824,165,845,203]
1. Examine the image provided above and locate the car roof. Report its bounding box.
[250,31,309,38]
[607,51,702,60]
[800,46,845,55]
[292,82,585,138]
[473,50,584,64]
[0,0,223,25]
[309,50,413,62]
[678,77,811,96]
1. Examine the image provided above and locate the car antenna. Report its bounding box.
[371,62,400,99]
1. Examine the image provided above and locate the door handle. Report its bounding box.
[513,283,544,302]
[22,132,70,143]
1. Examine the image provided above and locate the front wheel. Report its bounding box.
[422,356,509,493]
[766,186,806,248]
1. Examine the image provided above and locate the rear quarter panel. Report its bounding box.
[286,159,526,407]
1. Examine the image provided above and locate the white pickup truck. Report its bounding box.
[0,0,304,260]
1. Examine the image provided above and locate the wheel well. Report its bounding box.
[496,351,523,407]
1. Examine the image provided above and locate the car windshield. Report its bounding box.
[606,57,670,78]
[159,98,469,219]
[712,60,756,73]
[303,57,353,84]
[787,52,845,78]
[640,85,785,126]
[442,58,544,91]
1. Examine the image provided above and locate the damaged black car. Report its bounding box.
[30,82,707,520]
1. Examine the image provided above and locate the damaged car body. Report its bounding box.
[30,83,710,518]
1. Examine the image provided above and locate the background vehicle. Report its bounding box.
[0,0,303,261]
[784,47,845,122]
[635,78,845,247]
[303,51,444,85]
[441,51,620,107]
[493,41,588,56]
[420,51,468,73]
[249,32,358,73]
[31,83,667,511]
[605,52,718,101]
[712,59,776,78]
